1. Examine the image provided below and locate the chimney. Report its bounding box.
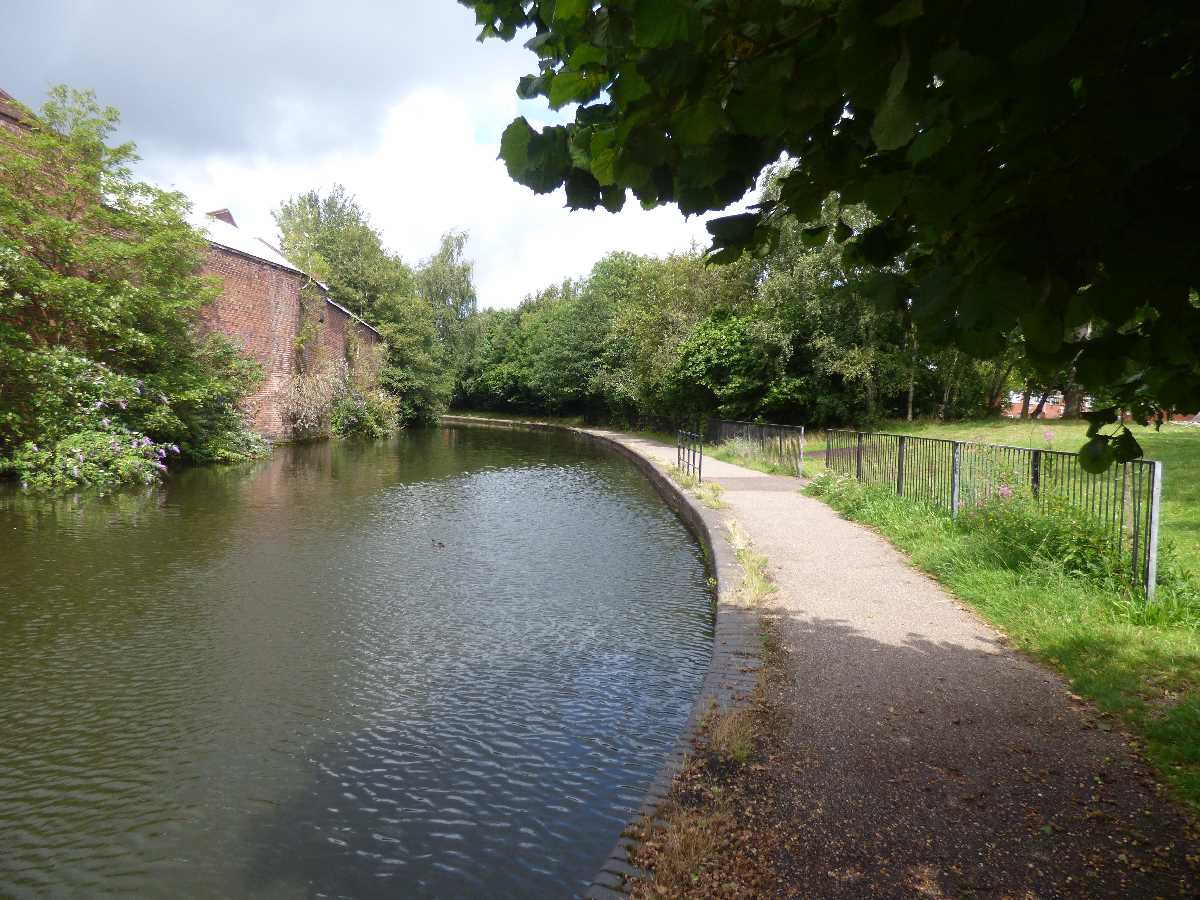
[206,208,237,227]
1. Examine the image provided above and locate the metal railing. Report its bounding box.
[825,430,1163,598]
[712,419,805,476]
[677,429,703,482]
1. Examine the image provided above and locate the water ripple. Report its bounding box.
[0,426,712,898]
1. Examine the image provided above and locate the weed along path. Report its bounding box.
[581,429,1199,898]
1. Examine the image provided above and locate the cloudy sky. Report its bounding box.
[3,1,731,308]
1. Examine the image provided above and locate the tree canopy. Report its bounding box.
[464,0,1200,430]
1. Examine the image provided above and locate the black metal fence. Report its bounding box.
[712,419,806,476]
[677,430,703,482]
[825,430,1164,598]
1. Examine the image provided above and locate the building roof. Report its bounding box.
[194,212,383,339]
[194,213,306,276]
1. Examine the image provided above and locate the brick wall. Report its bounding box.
[198,245,384,441]
[198,245,305,440]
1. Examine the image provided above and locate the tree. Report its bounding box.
[418,230,478,373]
[274,186,452,424]
[465,0,1200,440]
[0,87,264,490]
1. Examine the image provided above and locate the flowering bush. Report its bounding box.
[7,426,179,492]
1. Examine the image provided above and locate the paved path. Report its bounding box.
[591,430,1197,898]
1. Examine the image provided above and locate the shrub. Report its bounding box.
[6,426,179,492]
[330,389,397,439]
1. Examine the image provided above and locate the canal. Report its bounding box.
[0,425,713,898]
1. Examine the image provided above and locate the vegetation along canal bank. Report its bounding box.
[0,425,721,899]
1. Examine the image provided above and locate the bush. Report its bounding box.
[5,426,180,492]
[331,389,397,439]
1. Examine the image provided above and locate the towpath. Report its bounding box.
[589,429,1197,898]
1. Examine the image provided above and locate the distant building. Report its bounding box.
[196,211,383,440]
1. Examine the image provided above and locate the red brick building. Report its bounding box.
[197,210,383,440]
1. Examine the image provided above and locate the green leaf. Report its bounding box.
[549,70,603,108]
[861,171,911,218]
[800,224,828,247]
[590,128,618,185]
[553,0,590,23]
[1078,436,1116,474]
[876,0,924,27]
[1081,406,1119,438]
[707,213,760,250]
[1112,428,1143,463]
[632,0,696,48]
[907,123,952,163]
[499,118,532,172]
[871,42,918,151]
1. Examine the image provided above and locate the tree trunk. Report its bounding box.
[905,329,918,422]
[1031,390,1051,419]
[1019,386,1032,419]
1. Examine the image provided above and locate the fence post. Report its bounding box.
[698,432,703,483]
[825,430,831,470]
[950,441,962,519]
[855,432,864,480]
[798,426,805,478]
[1145,460,1162,599]
[896,435,907,497]
[1030,449,1042,499]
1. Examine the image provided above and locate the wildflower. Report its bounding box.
[168,444,180,454]
[158,393,168,404]
[140,436,153,447]
[30,443,38,452]
[101,418,111,428]
[1043,429,1055,443]
[156,447,166,459]
[117,399,127,410]
[75,451,85,462]
[998,484,1014,499]
[110,441,121,452]
[155,461,167,471]
[94,401,105,410]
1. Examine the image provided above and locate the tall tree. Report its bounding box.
[0,86,263,489]
[464,0,1200,449]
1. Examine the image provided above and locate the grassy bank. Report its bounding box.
[883,419,1200,568]
[806,473,1200,813]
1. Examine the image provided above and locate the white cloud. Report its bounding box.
[142,88,728,309]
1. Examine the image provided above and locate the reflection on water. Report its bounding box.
[0,426,712,898]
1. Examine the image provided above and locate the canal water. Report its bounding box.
[0,425,713,898]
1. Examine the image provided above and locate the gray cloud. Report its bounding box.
[2,0,532,160]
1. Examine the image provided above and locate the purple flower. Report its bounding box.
[998,484,1014,499]
[30,443,38,452]
[156,447,166,459]
[110,441,121,452]
[155,461,167,471]
[140,436,153,447]
[75,451,84,462]
[100,418,111,428]
[130,440,140,450]
[1043,429,1055,442]
[93,401,105,410]
[168,444,180,454]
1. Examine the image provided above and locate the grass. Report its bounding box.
[875,418,1200,569]
[807,472,1200,814]
[707,438,806,477]
[669,466,725,509]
